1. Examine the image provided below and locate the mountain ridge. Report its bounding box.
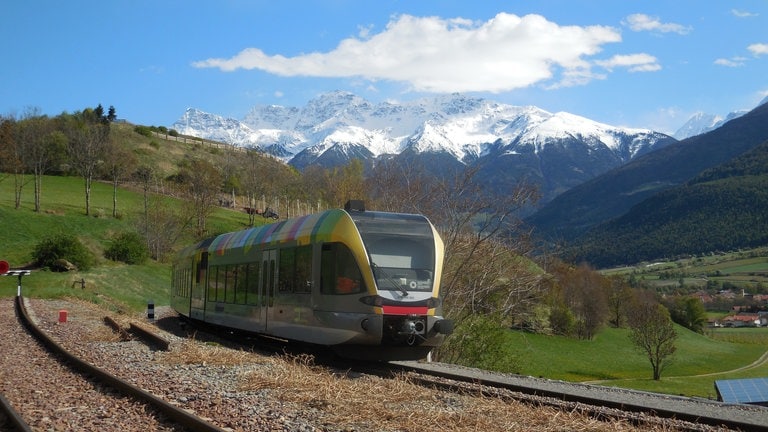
[526,101,768,244]
[173,91,675,203]
[567,140,768,267]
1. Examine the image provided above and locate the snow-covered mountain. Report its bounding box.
[171,91,676,203]
[673,97,768,140]
[174,91,668,163]
[673,110,749,140]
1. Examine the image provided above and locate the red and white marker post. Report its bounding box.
[0,261,31,296]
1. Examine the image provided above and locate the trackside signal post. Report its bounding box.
[0,261,31,296]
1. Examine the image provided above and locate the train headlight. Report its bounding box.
[425,297,441,308]
[359,295,384,307]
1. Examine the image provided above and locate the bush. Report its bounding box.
[133,125,153,137]
[105,232,149,264]
[32,234,94,271]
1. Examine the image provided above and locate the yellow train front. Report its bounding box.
[171,203,453,360]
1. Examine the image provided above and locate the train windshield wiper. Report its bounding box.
[371,262,408,296]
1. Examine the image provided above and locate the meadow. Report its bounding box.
[506,325,768,398]
[1,174,766,399]
[0,174,246,311]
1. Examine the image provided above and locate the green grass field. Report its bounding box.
[506,325,768,398]
[0,174,247,311]
[602,250,768,292]
[1,173,766,399]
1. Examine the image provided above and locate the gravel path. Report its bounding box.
[0,297,745,431]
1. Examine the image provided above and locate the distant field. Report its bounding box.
[602,250,768,291]
[505,325,768,398]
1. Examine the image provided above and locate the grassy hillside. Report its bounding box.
[508,324,768,398]
[0,174,248,312]
[568,139,768,268]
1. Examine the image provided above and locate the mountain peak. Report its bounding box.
[172,91,675,203]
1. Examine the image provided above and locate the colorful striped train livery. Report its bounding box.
[171,203,453,360]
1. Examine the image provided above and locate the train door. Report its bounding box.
[258,249,277,331]
[190,251,208,320]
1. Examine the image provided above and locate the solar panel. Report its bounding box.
[715,378,768,405]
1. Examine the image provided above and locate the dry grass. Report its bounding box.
[50,298,678,430]
[158,336,265,366]
[236,353,671,432]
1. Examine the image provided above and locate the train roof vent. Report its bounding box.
[344,200,365,212]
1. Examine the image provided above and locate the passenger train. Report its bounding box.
[170,201,453,360]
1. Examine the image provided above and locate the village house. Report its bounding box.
[721,313,762,328]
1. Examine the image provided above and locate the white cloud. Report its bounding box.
[623,13,691,34]
[748,43,768,56]
[596,53,661,72]
[192,13,623,93]
[714,57,746,67]
[731,9,758,18]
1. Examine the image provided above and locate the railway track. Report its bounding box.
[0,296,225,432]
[387,361,768,432]
[183,312,768,431]
[5,296,767,431]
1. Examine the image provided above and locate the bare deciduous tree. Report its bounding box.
[102,139,137,218]
[367,161,543,332]
[64,109,111,216]
[562,263,609,340]
[607,275,633,328]
[19,113,67,212]
[0,114,28,209]
[179,159,222,238]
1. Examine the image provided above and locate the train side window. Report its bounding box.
[321,243,364,295]
[235,264,248,304]
[246,262,260,305]
[207,266,219,301]
[222,265,233,303]
[278,248,295,292]
[295,245,312,293]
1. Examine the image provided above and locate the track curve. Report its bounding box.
[8,296,226,432]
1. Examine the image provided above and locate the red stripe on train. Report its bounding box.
[382,305,428,315]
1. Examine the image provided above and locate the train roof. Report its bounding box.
[206,208,433,256]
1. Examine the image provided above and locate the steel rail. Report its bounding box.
[14,296,227,432]
[390,361,768,432]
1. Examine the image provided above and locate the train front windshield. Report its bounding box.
[351,212,436,294]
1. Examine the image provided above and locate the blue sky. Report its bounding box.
[2,1,766,135]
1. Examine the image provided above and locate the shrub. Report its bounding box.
[133,125,153,137]
[32,234,94,271]
[105,232,149,264]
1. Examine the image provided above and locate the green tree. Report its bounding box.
[321,159,367,207]
[437,313,518,372]
[628,295,677,380]
[668,296,707,333]
[105,232,149,264]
